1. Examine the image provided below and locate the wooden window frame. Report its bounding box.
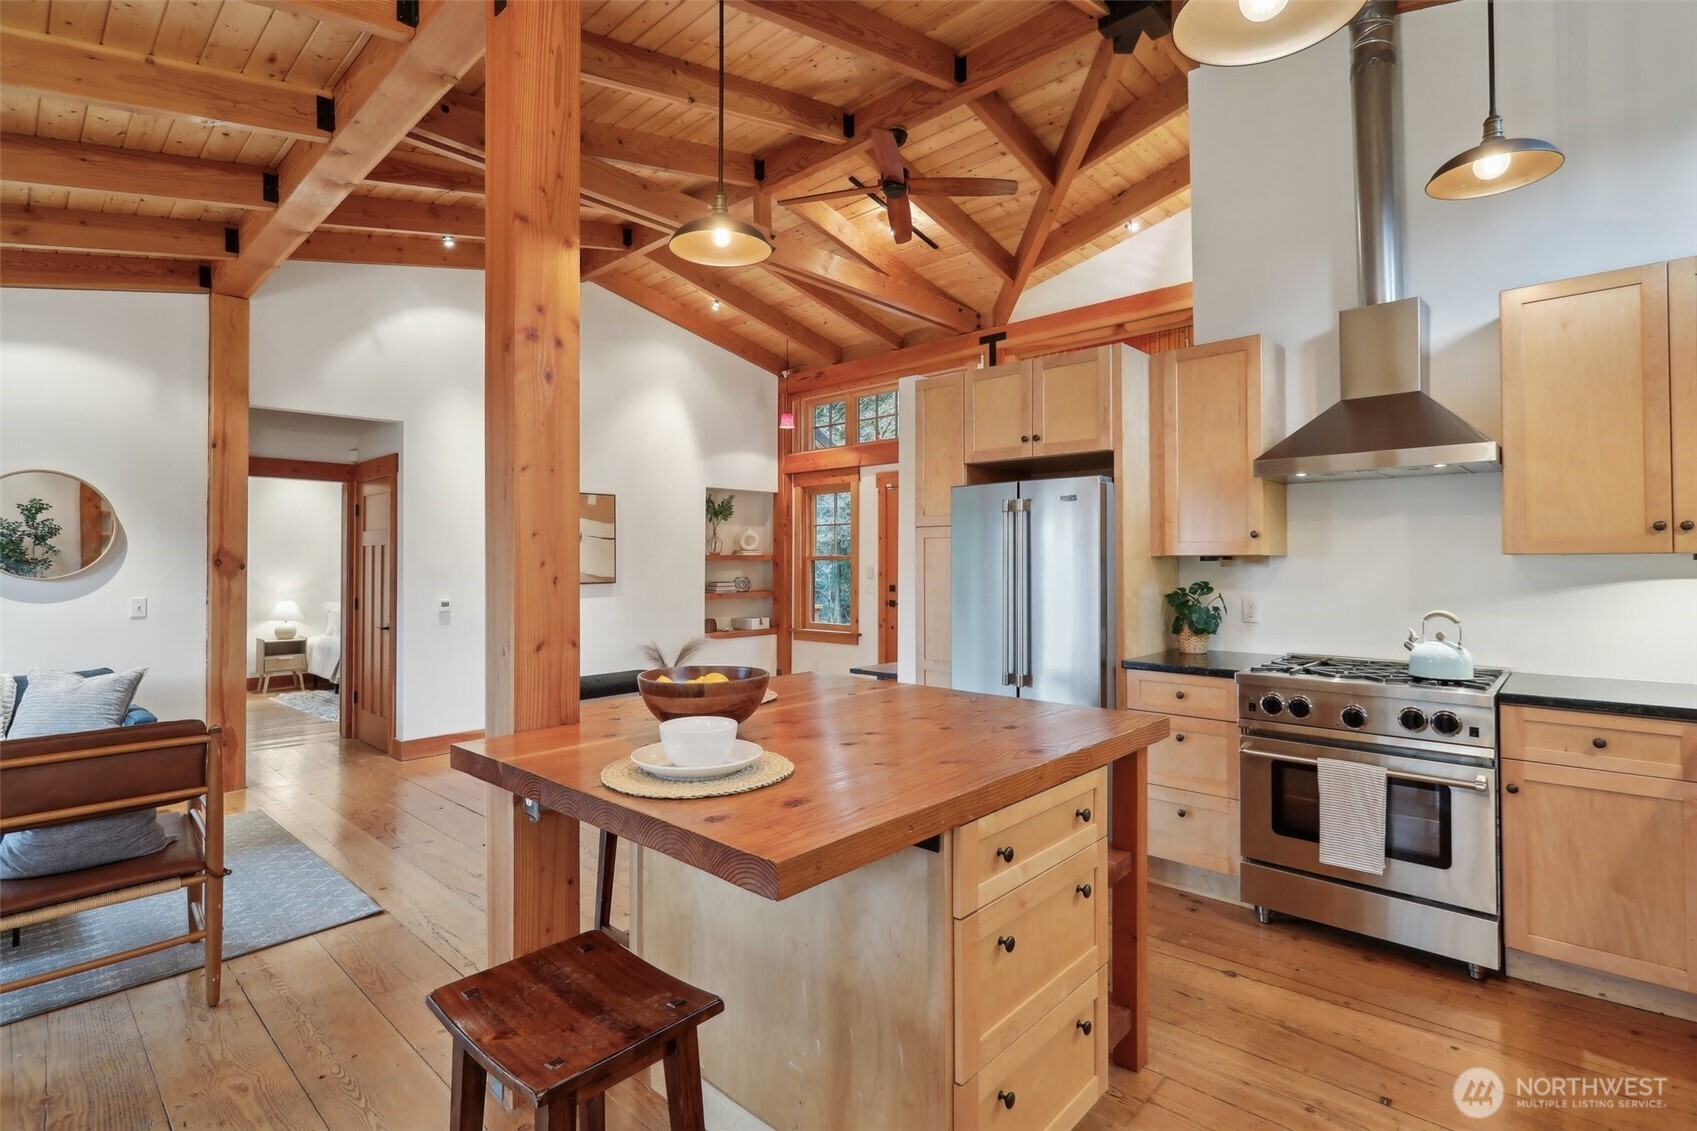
[799,383,899,452]
[793,470,860,643]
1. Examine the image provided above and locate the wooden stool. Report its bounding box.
[426,930,723,1131]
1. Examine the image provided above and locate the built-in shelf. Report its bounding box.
[706,553,773,561]
[705,590,775,600]
[705,628,776,639]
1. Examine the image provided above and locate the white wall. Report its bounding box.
[246,477,343,673]
[791,462,894,676]
[0,289,209,719]
[1011,210,1193,323]
[251,406,401,465]
[1186,0,1697,682]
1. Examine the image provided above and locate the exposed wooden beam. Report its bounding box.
[367,147,486,194]
[595,274,785,374]
[581,159,704,231]
[651,247,843,365]
[971,93,1054,188]
[0,135,277,211]
[1081,74,1187,171]
[582,32,845,142]
[728,1,958,89]
[782,199,976,312]
[773,276,905,350]
[1,204,235,260]
[994,39,1122,324]
[1038,157,1189,269]
[215,0,485,298]
[0,29,333,143]
[0,249,209,292]
[767,242,977,333]
[758,4,1098,193]
[781,439,899,475]
[407,90,485,164]
[324,196,486,238]
[247,1,417,41]
[208,293,249,792]
[293,229,485,269]
[787,283,1194,393]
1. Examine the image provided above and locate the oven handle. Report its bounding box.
[1241,746,1491,793]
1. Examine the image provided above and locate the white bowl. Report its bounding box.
[658,715,739,766]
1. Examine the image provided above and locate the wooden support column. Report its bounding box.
[207,295,249,792]
[483,0,583,966]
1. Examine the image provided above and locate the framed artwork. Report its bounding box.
[580,493,616,584]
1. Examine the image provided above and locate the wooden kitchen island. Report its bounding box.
[452,674,1168,1131]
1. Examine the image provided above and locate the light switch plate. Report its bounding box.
[129,597,148,620]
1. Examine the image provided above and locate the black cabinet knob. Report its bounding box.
[1032,434,1041,441]
[1174,732,1185,742]
[1592,737,1607,749]
[1176,808,1188,818]
[1076,883,1093,898]
[1174,690,1186,700]
[1020,435,1030,443]
[997,935,1016,953]
[996,845,1016,863]
[1506,783,1520,794]
[1075,807,1092,822]
[997,1090,1016,1110]
[1682,521,1695,532]
[1652,520,1668,531]
[1076,1019,1093,1035]
[1250,529,1261,539]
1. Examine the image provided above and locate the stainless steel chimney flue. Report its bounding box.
[1350,1,1400,306]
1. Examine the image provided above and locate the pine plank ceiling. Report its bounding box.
[0,0,1198,370]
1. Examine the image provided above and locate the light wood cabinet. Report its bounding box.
[1501,259,1697,553]
[964,348,1116,463]
[1502,705,1697,781]
[1130,670,1241,881]
[953,770,1106,918]
[917,526,951,688]
[954,967,1107,1131]
[1149,335,1287,556]
[1502,757,1697,991]
[916,370,967,526]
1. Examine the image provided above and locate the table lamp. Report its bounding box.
[272,599,304,640]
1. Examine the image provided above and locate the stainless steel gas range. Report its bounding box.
[1236,654,1510,979]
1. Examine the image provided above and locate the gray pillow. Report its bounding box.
[6,667,147,739]
[0,812,173,880]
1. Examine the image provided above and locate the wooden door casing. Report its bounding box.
[1501,262,1673,553]
[876,471,899,664]
[1670,256,1697,552]
[352,465,397,752]
[964,362,1033,463]
[1033,347,1114,457]
[916,370,967,526]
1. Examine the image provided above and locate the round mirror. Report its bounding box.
[0,470,121,579]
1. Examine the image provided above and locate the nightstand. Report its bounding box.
[257,636,308,693]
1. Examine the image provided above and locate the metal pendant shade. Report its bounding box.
[1426,0,1563,200]
[669,0,773,266]
[1172,0,1364,67]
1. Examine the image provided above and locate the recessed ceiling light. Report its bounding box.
[1125,219,1142,233]
[1293,471,1309,478]
[441,234,456,249]
[710,298,722,312]
[1432,463,1448,469]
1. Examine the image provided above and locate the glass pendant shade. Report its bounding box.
[1172,0,1363,66]
[778,411,796,431]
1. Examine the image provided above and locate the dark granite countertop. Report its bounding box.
[1120,650,1282,680]
[848,661,898,681]
[1499,672,1697,723]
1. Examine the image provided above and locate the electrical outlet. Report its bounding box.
[129,597,148,620]
[1241,596,1260,624]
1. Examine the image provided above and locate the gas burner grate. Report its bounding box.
[1250,654,1505,693]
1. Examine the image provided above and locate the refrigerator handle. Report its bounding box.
[1001,501,1015,686]
[1015,498,1033,688]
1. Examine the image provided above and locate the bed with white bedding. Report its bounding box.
[306,601,342,683]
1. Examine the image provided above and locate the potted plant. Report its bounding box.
[1165,580,1227,654]
[705,493,735,554]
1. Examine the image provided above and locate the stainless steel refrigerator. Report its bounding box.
[950,476,1116,708]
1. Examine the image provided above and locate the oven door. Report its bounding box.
[1240,734,1498,915]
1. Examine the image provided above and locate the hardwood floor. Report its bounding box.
[4,694,1694,1130]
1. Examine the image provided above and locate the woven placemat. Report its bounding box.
[601,751,795,799]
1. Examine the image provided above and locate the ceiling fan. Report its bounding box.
[777,127,1017,244]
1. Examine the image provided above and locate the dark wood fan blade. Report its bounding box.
[777,187,873,205]
[888,192,913,244]
[906,177,1019,197]
[871,128,906,186]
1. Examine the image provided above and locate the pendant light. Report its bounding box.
[1171,0,1363,67]
[668,0,773,266]
[1426,0,1563,200]
[778,340,796,429]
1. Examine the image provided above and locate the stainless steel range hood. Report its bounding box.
[1253,1,1501,484]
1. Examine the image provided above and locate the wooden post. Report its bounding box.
[1110,749,1149,1068]
[483,0,583,965]
[207,294,249,792]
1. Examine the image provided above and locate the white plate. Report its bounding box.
[630,740,763,781]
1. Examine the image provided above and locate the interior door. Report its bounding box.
[352,470,396,751]
[876,472,898,663]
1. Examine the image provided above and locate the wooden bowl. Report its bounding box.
[637,666,770,724]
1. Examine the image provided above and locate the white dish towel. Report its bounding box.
[1316,758,1389,875]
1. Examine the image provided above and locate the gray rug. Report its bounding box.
[273,689,340,722]
[1,810,379,1023]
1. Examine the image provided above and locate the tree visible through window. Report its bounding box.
[803,386,897,451]
[811,400,847,449]
[801,482,855,631]
[856,390,898,443]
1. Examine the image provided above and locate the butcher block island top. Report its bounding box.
[451,672,1169,899]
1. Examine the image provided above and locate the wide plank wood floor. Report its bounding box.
[3,694,1693,1130]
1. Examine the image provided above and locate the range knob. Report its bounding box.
[1431,710,1463,737]
[1398,707,1428,732]
[1340,704,1368,729]
[1259,693,1285,716]
[1287,696,1313,719]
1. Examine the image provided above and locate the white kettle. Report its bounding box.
[1404,610,1475,681]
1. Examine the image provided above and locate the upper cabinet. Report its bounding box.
[963,348,1115,463]
[1149,335,1287,557]
[1502,258,1696,554]
[915,370,967,527]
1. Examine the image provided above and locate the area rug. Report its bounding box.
[1,810,379,1024]
[273,688,340,722]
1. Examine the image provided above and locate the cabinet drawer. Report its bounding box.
[1503,706,1697,781]
[1128,671,1236,722]
[1148,715,1238,798]
[954,840,1107,1082]
[265,654,307,672]
[953,769,1106,917]
[1148,785,1238,875]
[955,966,1107,1131]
